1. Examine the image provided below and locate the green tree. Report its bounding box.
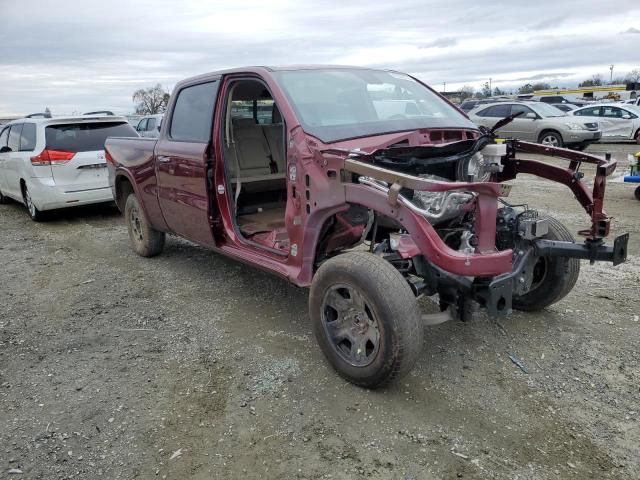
[531,82,551,91]
[579,75,603,88]
[518,83,534,94]
[132,84,170,115]
[480,82,492,98]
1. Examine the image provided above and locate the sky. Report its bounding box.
[1,0,639,115]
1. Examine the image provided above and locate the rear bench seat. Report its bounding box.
[227,118,285,192]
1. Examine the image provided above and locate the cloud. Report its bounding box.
[620,27,640,34]
[0,0,639,114]
[419,37,458,49]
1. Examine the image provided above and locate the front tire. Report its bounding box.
[513,216,580,311]
[538,131,564,148]
[635,185,640,201]
[124,194,165,257]
[309,251,423,389]
[22,184,44,221]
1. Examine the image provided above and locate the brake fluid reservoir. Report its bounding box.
[481,143,507,172]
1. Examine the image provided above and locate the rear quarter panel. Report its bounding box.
[105,137,168,231]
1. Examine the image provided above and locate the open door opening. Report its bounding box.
[223,79,289,253]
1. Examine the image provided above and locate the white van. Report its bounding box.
[0,114,138,220]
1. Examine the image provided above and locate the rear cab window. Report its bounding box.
[169,81,219,142]
[45,122,137,152]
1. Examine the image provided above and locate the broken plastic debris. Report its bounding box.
[508,354,529,374]
[170,448,184,460]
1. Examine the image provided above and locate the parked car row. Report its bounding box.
[465,100,640,147]
[468,101,602,149]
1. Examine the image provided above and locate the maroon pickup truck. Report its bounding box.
[106,66,628,388]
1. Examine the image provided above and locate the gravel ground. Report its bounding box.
[1,143,639,479]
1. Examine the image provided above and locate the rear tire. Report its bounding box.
[635,185,640,201]
[309,251,423,389]
[124,194,165,257]
[634,129,640,145]
[0,188,9,204]
[538,131,564,148]
[512,216,580,311]
[22,184,44,222]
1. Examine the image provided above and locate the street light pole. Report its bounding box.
[489,78,492,96]
[443,81,446,93]
[610,65,614,83]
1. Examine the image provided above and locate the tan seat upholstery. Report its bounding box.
[226,117,286,193]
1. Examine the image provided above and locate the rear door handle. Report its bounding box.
[157,155,172,163]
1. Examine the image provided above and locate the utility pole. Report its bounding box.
[489,78,492,96]
[610,64,614,83]
[443,81,446,93]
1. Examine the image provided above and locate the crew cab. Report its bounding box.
[0,114,137,220]
[105,66,628,388]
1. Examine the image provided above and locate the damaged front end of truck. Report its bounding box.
[329,131,629,322]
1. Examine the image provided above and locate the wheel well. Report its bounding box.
[538,129,563,142]
[115,175,134,211]
[634,127,640,139]
[19,179,26,196]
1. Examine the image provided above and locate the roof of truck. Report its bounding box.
[176,65,400,87]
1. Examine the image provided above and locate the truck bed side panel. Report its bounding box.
[106,137,168,232]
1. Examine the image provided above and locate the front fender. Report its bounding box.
[344,183,512,277]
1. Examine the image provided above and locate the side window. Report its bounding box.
[622,109,637,119]
[19,123,37,151]
[147,118,157,131]
[602,107,621,118]
[136,118,148,132]
[0,127,9,149]
[8,124,23,152]
[510,104,534,116]
[170,80,219,142]
[575,107,600,117]
[256,99,275,125]
[478,105,510,117]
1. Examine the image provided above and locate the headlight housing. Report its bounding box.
[564,122,585,130]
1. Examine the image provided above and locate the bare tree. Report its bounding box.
[625,69,640,85]
[132,84,170,115]
[459,85,474,100]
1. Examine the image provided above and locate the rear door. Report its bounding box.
[503,104,537,141]
[44,121,137,192]
[601,106,634,138]
[155,79,220,246]
[473,104,511,133]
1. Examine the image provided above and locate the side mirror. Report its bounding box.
[157,125,161,131]
[525,112,537,119]
[0,146,11,153]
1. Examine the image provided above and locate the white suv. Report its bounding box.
[0,114,138,220]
